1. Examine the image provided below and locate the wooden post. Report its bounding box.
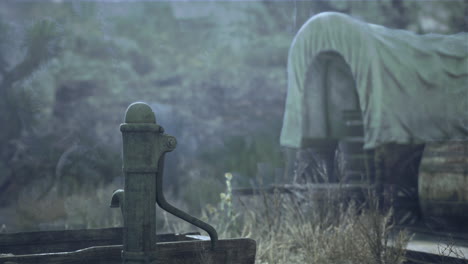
[117,102,176,264]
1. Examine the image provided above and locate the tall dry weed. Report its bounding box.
[202,173,409,264]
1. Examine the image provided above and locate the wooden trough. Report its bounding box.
[0,228,255,264]
[0,102,256,264]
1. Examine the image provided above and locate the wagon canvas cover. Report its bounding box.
[280,12,468,149]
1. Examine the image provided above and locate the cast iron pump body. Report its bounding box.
[111,102,217,264]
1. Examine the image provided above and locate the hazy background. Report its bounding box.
[0,0,466,232]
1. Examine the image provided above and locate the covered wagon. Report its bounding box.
[280,12,468,228]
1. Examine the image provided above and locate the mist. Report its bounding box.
[0,0,465,235]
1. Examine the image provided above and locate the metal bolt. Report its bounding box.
[166,136,177,149]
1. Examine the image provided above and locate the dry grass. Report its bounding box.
[12,182,123,231]
[436,235,467,260]
[200,175,410,264]
[9,173,410,264]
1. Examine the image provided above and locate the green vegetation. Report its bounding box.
[0,0,465,238]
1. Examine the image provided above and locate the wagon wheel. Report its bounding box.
[294,148,327,184]
[294,145,337,184]
[388,145,425,226]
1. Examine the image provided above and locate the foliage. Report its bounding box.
[201,173,242,238]
[0,1,465,231]
[0,17,62,207]
[200,181,410,264]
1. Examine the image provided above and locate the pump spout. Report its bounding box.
[110,189,125,218]
[110,189,124,208]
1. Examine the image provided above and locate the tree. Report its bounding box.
[0,19,60,204]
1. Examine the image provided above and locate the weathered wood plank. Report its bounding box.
[0,228,199,255]
[0,227,122,255]
[0,238,256,264]
[405,249,468,264]
[233,183,372,197]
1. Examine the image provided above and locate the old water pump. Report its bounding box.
[0,102,256,264]
[110,102,218,264]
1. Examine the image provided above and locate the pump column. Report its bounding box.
[119,102,176,264]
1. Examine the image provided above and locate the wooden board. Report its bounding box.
[233,183,371,199]
[0,227,199,255]
[390,227,468,264]
[405,249,468,264]
[0,238,256,264]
